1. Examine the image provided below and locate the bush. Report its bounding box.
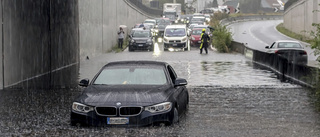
[211,24,233,53]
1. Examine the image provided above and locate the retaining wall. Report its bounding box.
[283,0,320,38]
[79,0,155,60]
[0,0,79,89]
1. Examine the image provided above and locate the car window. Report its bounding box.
[94,67,168,85]
[165,28,186,37]
[192,30,202,35]
[132,31,150,37]
[167,65,177,83]
[277,42,302,48]
[270,42,275,48]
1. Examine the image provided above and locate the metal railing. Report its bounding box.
[231,41,319,87]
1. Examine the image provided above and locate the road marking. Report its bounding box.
[248,24,269,46]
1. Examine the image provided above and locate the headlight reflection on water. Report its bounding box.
[153,43,161,57]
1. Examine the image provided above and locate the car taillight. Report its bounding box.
[300,51,307,55]
[275,50,279,54]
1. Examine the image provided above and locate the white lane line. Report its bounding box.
[248,23,269,46]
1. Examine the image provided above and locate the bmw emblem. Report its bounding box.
[116,102,121,106]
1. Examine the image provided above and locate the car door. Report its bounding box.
[167,65,187,113]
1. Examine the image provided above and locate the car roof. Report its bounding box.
[192,28,204,30]
[145,19,156,21]
[275,40,301,43]
[166,25,186,29]
[105,61,168,68]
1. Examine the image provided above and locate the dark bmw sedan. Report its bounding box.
[128,29,154,52]
[71,61,189,127]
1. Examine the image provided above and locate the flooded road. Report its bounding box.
[1,46,320,136]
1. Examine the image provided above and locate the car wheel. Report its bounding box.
[172,107,179,124]
[129,46,134,52]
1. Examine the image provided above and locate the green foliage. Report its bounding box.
[211,24,233,53]
[209,12,229,27]
[276,23,311,43]
[310,23,320,56]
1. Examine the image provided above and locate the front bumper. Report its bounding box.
[190,40,201,47]
[129,43,153,50]
[164,42,187,49]
[71,108,174,127]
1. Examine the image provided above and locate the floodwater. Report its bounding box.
[1,55,320,136]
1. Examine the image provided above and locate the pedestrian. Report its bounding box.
[118,27,125,49]
[200,29,210,54]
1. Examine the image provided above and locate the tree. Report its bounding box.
[212,0,218,7]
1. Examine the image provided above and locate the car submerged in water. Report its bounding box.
[71,61,189,127]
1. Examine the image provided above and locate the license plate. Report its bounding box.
[173,44,177,46]
[198,41,201,43]
[107,117,129,125]
[138,44,143,46]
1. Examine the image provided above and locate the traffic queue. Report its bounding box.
[127,13,213,52]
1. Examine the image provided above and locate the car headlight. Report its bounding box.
[131,39,135,43]
[147,39,152,43]
[145,102,172,113]
[191,36,195,40]
[163,37,168,42]
[182,37,187,42]
[72,102,94,113]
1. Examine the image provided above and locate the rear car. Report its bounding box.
[128,29,153,51]
[189,28,205,47]
[265,40,308,65]
[163,25,189,51]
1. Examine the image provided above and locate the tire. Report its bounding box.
[172,107,179,124]
[129,46,134,52]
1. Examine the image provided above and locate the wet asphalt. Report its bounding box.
[1,46,320,136]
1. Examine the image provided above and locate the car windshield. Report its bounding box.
[192,30,202,35]
[144,21,155,25]
[132,31,150,37]
[277,42,302,48]
[165,28,186,37]
[93,66,168,85]
[192,18,205,22]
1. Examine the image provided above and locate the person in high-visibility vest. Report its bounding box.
[200,28,210,54]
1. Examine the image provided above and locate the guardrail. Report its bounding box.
[125,0,162,18]
[231,41,319,88]
[220,15,283,26]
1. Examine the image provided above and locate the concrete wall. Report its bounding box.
[79,0,151,60]
[0,1,2,89]
[1,0,79,89]
[284,0,320,38]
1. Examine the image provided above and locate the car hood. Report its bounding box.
[132,37,150,41]
[191,35,201,40]
[75,85,173,107]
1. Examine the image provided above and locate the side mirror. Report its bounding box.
[79,78,90,87]
[174,78,187,86]
[265,46,270,49]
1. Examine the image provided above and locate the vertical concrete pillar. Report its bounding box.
[0,0,2,89]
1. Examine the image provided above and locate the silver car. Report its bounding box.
[265,40,308,65]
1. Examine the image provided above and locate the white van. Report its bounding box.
[163,25,189,51]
